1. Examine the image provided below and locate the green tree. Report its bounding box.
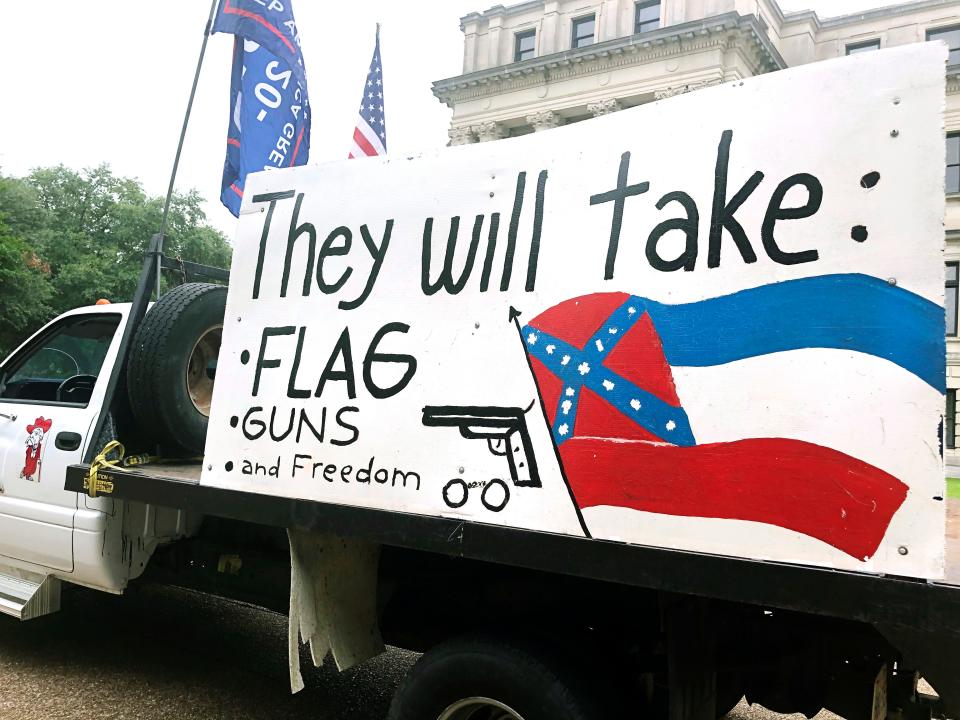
[0,165,232,357]
[0,219,53,354]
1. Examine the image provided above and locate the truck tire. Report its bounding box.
[127,283,226,455]
[388,635,610,720]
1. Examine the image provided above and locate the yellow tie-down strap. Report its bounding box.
[83,440,128,498]
[82,441,198,497]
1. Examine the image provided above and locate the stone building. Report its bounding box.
[431,0,960,461]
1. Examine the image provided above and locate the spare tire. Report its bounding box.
[127,283,227,455]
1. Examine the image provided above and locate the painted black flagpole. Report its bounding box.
[155,0,221,300]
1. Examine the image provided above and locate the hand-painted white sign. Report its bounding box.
[203,44,947,579]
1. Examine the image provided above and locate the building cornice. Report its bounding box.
[464,0,960,29]
[460,0,543,28]
[461,0,960,35]
[807,0,960,29]
[780,9,820,31]
[433,13,785,107]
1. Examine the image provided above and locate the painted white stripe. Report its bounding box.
[672,348,942,486]
[357,116,386,155]
[573,348,946,580]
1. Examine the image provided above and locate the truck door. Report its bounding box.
[0,311,122,571]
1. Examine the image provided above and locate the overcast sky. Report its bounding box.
[0,0,902,238]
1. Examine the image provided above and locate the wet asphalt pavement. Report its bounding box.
[0,583,416,720]
[0,581,851,720]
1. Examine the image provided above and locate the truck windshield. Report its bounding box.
[0,314,121,405]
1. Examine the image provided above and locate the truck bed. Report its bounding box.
[65,460,960,642]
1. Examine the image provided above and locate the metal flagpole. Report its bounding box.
[155,0,221,300]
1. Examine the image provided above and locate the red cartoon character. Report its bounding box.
[20,417,52,483]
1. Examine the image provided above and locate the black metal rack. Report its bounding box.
[80,234,229,464]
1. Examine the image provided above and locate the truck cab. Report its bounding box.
[0,303,185,617]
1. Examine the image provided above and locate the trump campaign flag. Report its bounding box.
[213,0,310,216]
[348,28,387,158]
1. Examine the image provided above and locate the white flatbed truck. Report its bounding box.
[0,44,957,720]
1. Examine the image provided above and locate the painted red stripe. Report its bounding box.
[289,126,304,166]
[353,127,378,157]
[222,0,296,54]
[227,138,240,148]
[230,183,244,198]
[559,437,908,561]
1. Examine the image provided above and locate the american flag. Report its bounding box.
[349,27,387,158]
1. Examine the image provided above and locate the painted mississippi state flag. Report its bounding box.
[349,28,387,158]
[521,274,944,561]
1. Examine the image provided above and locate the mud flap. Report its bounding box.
[287,528,385,693]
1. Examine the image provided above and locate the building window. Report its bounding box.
[928,25,960,65]
[948,262,959,337]
[635,1,660,34]
[572,15,596,48]
[846,39,880,55]
[949,133,960,194]
[515,30,536,62]
[948,390,957,450]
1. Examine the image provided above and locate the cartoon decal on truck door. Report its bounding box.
[20,416,52,483]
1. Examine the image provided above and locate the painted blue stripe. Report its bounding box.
[550,384,581,444]
[632,274,944,392]
[584,298,645,361]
